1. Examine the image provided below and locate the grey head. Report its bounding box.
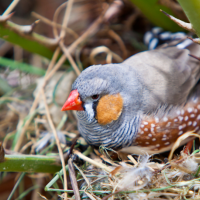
[71,63,143,148]
[72,63,144,114]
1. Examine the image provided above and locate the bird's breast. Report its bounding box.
[77,109,140,149]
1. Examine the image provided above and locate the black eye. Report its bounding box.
[91,94,99,100]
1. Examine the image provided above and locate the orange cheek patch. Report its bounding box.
[96,93,123,125]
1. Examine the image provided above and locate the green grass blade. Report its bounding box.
[0,77,12,94]
[16,185,40,200]
[0,57,46,76]
[7,172,26,200]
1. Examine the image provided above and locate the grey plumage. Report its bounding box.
[123,47,200,113]
[71,44,200,149]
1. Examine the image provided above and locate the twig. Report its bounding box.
[41,89,67,199]
[32,12,78,39]
[59,0,74,39]
[73,162,91,187]
[19,141,33,154]
[57,0,81,76]
[46,47,61,74]
[63,133,80,161]
[89,46,123,64]
[68,158,81,200]
[108,29,128,59]
[189,53,200,61]
[2,0,20,16]
[53,2,68,38]
[127,155,138,165]
[74,150,113,173]
[59,41,81,76]
[67,3,109,54]
[47,56,67,82]
[55,1,75,198]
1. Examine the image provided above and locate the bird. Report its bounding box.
[61,42,200,155]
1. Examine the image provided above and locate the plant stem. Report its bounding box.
[0,154,61,173]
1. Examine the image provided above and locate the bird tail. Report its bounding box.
[144,27,193,50]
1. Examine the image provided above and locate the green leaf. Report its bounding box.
[0,57,46,76]
[177,0,200,37]
[130,0,184,31]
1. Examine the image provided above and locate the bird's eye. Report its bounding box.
[91,94,99,100]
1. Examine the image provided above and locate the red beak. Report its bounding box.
[61,89,84,111]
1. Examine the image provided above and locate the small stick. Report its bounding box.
[68,158,81,200]
[74,150,113,173]
[32,12,78,39]
[41,89,68,199]
[63,134,80,161]
[189,54,200,61]
[59,41,81,76]
[3,0,20,16]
